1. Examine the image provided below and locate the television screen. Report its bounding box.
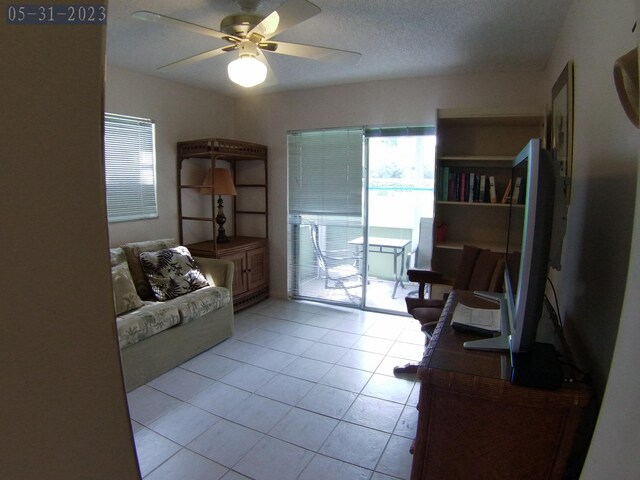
[464,138,555,356]
[505,138,555,354]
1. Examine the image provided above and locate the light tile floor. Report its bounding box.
[128,298,424,480]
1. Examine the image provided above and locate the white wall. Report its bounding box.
[1,15,139,480]
[544,0,638,395]
[105,66,235,246]
[570,1,640,478]
[233,72,545,300]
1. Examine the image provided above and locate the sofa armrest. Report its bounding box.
[194,256,234,291]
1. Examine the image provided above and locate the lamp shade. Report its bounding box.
[200,168,237,196]
[228,55,267,88]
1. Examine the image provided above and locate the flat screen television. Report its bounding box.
[464,138,556,355]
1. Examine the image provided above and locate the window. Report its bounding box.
[104,113,157,222]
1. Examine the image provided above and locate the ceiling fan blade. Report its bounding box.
[132,11,239,42]
[158,46,230,70]
[259,53,278,87]
[248,0,320,41]
[268,41,362,65]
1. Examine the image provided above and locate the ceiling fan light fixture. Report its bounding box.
[228,54,267,87]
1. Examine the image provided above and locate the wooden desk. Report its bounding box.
[411,291,591,480]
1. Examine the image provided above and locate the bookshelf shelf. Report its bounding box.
[437,201,525,208]
[432,109,544,278]
[440,155,514,162]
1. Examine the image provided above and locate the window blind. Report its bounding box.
[287,127,365,305]
[104,113,157,222]
[288,128,364,216]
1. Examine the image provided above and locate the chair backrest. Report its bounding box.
[309,223,328,270]
[453,245,506,293]
[414,217,434,270]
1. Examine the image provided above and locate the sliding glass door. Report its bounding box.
[288,128,365,307]
[288,126,436,312]
[364,128,436,311]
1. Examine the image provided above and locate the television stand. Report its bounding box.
[511,342,564,390]
[410,290,591,480]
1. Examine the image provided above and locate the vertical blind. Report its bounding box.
[104,113,157,222]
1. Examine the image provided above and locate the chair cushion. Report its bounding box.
[467,249,505,292]
[406,297,446,323]
[452,245,482,290]
[408,305,445,326]
[139,246,209,301]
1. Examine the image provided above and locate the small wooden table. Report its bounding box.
[411,291,591,480]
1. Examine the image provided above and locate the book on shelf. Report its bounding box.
[461,173,467,202]
[511,177,522,205]
[479,175,486,203]
[501,178,512,203]
[516,177,526,204]
[443,171,500,203]
[489,176,497,203]
[441,167,449,201]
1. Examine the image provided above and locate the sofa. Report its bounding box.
[110,238,234,392]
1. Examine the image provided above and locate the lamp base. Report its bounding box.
[216,230,231,243]
[216,196,230,243]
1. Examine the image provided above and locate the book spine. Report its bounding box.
[517,177,526,204]
[511,177,521,205]
[441,166,449,201]
[449,172,456,201]
[501,178,512,204]
[468,173,474,203]
[479,175,486,203]
[489,176,497,203]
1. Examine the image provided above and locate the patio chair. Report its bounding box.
[310,223,363,300]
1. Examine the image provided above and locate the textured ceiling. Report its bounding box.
[106,0,572,97]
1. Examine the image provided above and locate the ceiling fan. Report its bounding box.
[132,0,362,88]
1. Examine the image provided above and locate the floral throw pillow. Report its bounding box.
[139,246,209,301]
[112,261,144,315]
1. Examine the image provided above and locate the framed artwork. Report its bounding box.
[551,61,574,203]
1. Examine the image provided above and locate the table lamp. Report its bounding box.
[201,168,237,243]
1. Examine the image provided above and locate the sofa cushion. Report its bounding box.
[122,238,178,299]
[139,246,209,301]
[112,261,144,315]
[164,286,231,324]
[116,301,181,349]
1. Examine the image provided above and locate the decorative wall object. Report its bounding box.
[551,61,574,203]
[613,47,639,129]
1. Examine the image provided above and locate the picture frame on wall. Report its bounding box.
[551,61,574,203]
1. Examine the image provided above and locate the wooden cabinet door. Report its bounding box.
[246,246,268,291]
[220,251,248,296]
